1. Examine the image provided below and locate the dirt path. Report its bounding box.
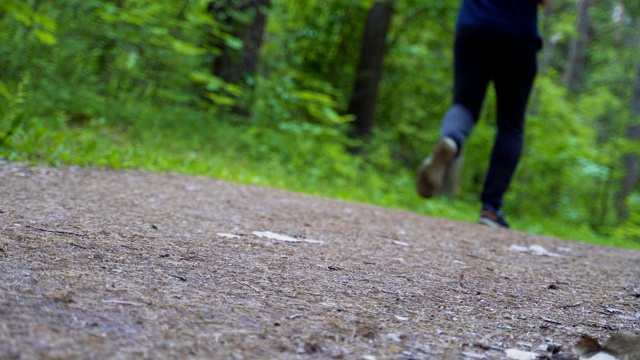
[0,164,639,359]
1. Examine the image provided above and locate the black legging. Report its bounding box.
[440,25,539,209]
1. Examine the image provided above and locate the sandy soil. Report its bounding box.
[0,163,638,359]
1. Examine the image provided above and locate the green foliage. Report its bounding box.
[265,0,369,99]
[0,0,57,44]
[0,78,28,146]
[614,194,640,244]
[510,74,601,219]
[248,68,359,187]
[1,0,234,120]
[375,0,458,167]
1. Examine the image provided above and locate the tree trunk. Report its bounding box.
[615,65,640,221]
[538,3,556,76]
[347,1,393,140]
[563,0,591,93]
[528,2,555,116]
[209,0,269,85]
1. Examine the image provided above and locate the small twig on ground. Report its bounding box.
[169,273,187,281]
[236,280,260,293]
[474,342,505,352]
[579,322,619,331]
[540,316,562,325]
[101,299,146,306]
[26,225,85,237]
[69,242,87,249]
[459,273,466,288]
[559,302,582,309]
[155,269,187,281]
[180,245,193,260]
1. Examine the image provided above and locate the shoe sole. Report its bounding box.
[416,138,457,198]
[478,218,502,228]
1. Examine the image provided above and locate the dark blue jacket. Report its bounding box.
[457,0,540,39]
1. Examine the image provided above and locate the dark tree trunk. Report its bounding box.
[538,3,556,76]
[615,65,640,221]
[528,2,555,115]
[209,0,269,85]
[347,1,393,139]
[563,0,591,93]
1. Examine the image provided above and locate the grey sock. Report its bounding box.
[440,104,475,155]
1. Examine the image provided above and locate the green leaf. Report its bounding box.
[293,90,334,106]
[0,81,11,100]
[33,29,57,45]
[206,93,236,106]
[225,37,243,50]
[170,39,205,56]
